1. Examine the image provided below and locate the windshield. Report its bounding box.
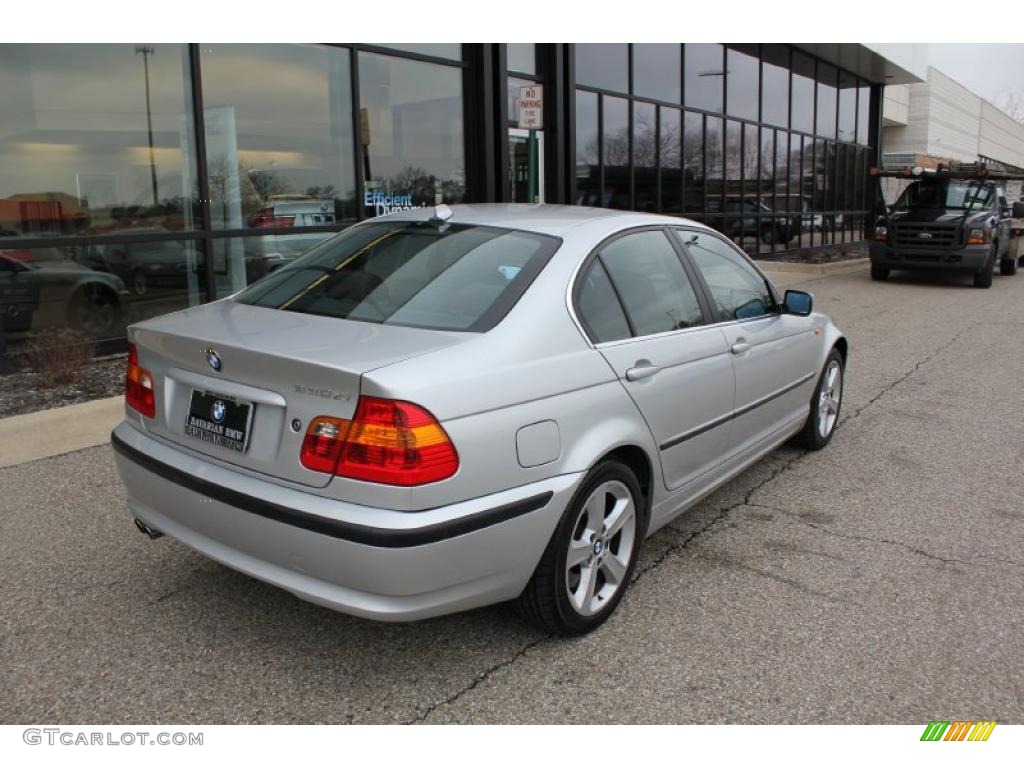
[895,180,995,211]
[235,220,560,332]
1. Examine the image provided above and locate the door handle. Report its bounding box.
[625,361,660,381]
[731,340,752,355]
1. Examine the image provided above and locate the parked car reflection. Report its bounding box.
[721,198,802,246]
[0,249,127,339]
[80,231,201,297]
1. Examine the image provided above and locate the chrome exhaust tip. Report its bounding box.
[134,518,164,540]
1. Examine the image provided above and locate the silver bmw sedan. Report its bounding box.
[112,204,846,635]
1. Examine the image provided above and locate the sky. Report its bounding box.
[927,44,1024,106]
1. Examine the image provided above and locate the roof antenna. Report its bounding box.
[429,204,453,226]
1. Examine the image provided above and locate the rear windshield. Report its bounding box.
[235,221,560,332]
[895,180,995,211]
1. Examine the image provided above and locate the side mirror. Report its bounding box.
[1012,201,1024,218]
[783,289,813,317]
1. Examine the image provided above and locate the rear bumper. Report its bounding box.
[870,242,990,272]
[111,422,580,621]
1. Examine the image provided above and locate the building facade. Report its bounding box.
[0,43,921,350]
[881,66,1024,200]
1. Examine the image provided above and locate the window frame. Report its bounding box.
[670,226,782,323]
[570,224,715,347]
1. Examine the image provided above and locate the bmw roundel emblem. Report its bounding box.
[206,350,222,372]
[211,400,226,423]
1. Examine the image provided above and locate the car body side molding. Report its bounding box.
[659,371,816,451]
[110,432,553,549]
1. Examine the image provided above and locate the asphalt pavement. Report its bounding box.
[2,265,1022,724]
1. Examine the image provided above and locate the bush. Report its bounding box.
[21,328,95,387]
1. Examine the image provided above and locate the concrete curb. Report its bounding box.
[0,396,123,469]
[757,257,870,276]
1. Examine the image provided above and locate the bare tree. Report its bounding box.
[992,90,1024,123]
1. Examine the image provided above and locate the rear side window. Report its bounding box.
[576,260,632,343]
[600,230,705,336]
[236,221,560,332]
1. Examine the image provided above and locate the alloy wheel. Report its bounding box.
[564,480,637,617]
[817,360,842,438]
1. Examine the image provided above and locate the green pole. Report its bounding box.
[528,129,538,204]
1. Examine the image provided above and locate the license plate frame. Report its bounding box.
[184,390,254,453]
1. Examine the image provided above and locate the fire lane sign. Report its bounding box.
[517,85,543,130]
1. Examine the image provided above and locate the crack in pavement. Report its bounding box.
[629,319,977,590]
[406,634,552,724]
[748,502,1024,572]
[842,323,976,424]
[630,451,809,587]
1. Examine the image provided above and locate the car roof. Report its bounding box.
[372,203,709,238]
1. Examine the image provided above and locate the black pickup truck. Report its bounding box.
[870,167,1024,288]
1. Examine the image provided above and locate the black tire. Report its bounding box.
[792,349,844,451]
[1000,255,1018,276]
[870,263,890,281]
[516,460,645,636]
[974,247,996,288]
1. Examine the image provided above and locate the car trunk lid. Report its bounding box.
[131,299,469,488]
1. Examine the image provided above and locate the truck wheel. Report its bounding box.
[974,248,995,288]
[1000,256,1018,276]
[870,264,889,281]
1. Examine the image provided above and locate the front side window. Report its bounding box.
[236,221,559,332]
[598,230,705,336]
[675,230,775,321]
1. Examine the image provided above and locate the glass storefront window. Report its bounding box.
[633,102,657,212]
[508,77,534,126]
[633,44,680,103]
[791,52,815,135]
[726,46,759,122]
[706,116,724,214]
[789,134,803,214]
[838,71,857,143]
[0,240,205,344]
[211,231,336,290]
[660,107,682,213]
[575,90,599,206]
[506,44,535,75]
[683,112,703,213]
[774,130,788,208]
[0,44,198,239]
[374,44,462,61]
[816,64,838,139]
[575,44,628,93]
[603,96,630,209]
[358,51,466,217]
[857,84,871,145]
[761,45,789,129]
[685,44,724,113]
[200,44,357,237]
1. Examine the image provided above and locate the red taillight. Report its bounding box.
[125,342,155,418]
[300,397,459,486]
[248,208,296,228]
